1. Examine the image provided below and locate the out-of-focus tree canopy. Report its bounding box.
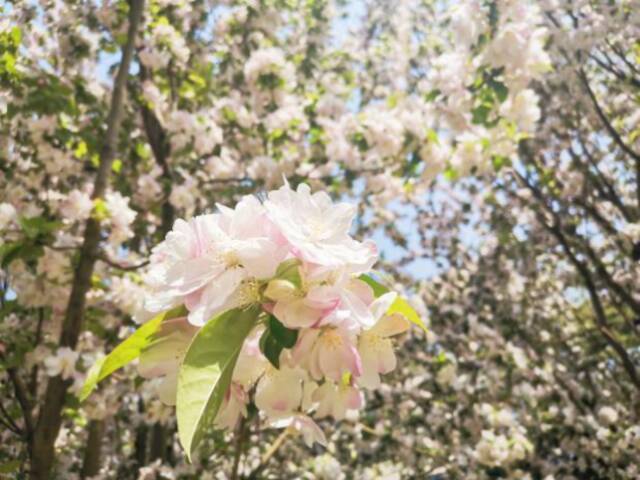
[0,0,638,478]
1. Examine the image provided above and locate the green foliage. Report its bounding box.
[79,305,187,401]
[470,68,509,127]
[19,216,62,240]
[259,325,283,368]
[0,216,62,268]
[23,75,76,115]
[259,314,298,368]
[258,72,285,90]
[274,258,303,288]
[0,241,42,268]
[176,306,261,460]
[0,460,21,474]
[0,26,21,85]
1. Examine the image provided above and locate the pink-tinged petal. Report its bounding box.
[268,414,327,447]
[187,267,245,326]
[357,361,381,390]
[273,299,322,329]
[309,346,323,381]
[264,218,289,246]
[184,288,203,310]
[144,291,179,313]
[344,343,363,377]
[166,256,224,295]
[236,238,287,279]
[305,285,340,310]
[291,329,320,365]
[345,386,363,410]
[301,380,318,411]
[312,382,336,418]
[341,289,375,329]
[369,292,397,323]
[371,312,410,338]
[272,399,289,412]
[318,343,344,381]
[377,341,397,374]
[186,304,207,327]
[214,383,248,430]
[156,371,178,405]
[293,415,327,447]
[349,279,376,306]
[254,367,304,419]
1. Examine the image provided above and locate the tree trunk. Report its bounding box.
[149,423,167,462]
[28,2,144,478]
[81,420,105,478]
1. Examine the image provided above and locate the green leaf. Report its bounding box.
[444,167,458,181]
[0,460,21,474]
[92,198,109,221]
[492,155,510,172]
[259,327,283,369]
[471,104,492,125]
[275,258,302,288]
[177,305,260,460]
[268,315,298,348]
[0,241,44,268]
[19,216,62,239]
[135,142,151,159]
[112,159,122,173]
[79,306,187,401]
[74,140,88,159]
[359,274,428,333]
[424,89,441,102]
[188,72,206,88]
[492,81,509,103]
[221,106,237,123]
[358,273,387,297]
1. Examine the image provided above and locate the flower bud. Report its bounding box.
[264,279,298,302]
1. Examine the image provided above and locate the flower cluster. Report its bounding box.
[139,182,413,446]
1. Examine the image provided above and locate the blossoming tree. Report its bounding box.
[3,0,638,479]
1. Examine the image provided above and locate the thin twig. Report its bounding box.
[246,428,290,479]
[6,366,34,436]
[97,253,149,271]
[0,399,22,435]
[230,416,248,480]
[578,69,640,163]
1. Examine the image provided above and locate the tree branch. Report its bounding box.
[578,69,640,164]
[515,170,640,393]
[97,253,149,271]
[6,366,34,438]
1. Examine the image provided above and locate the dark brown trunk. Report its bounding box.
[28,2,145,477]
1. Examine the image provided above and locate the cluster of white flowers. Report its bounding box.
[243,47,296,90]
[139,182,412,445]
[139,21,189,69]
[165,110,224,156]
[474,428,533,467]
[104,191,137,244]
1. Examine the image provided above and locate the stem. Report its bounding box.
[246,428,290,480]
[230,416,248,480]
[6,364,34,440]
[28,2,145,478]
